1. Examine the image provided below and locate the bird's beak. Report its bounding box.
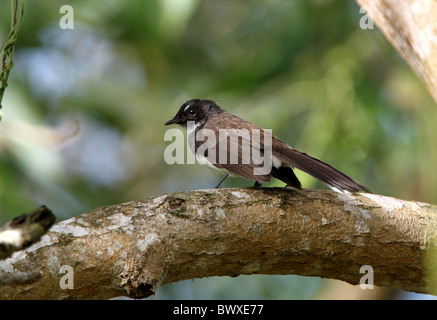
[164,117,181,125]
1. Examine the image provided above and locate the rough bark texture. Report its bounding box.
[356,0,437,103]
[0,188,436,300]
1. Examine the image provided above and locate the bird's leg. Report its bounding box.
[252,181,262,188]
[215,173,229,189]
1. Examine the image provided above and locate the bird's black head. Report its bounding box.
[164,99,223,127]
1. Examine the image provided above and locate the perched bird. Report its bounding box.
[165,99,370,193]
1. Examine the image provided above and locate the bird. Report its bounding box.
[164,99,370,193]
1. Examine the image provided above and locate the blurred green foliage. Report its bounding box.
[0,0,435,299]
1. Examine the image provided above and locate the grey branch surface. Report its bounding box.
[0,188,436,299]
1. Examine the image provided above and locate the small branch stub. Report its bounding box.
[0,205,56,260]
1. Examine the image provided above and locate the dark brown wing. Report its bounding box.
[194,113,272,182]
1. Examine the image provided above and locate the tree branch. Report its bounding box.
[0,188,436,299]
[356,0,437,104]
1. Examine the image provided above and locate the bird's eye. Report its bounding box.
[187,107,196,117]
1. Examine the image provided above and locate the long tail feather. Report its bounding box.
[274,143,370,193]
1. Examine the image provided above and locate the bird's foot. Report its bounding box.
[252,181,262,188]
[284,184,305,195]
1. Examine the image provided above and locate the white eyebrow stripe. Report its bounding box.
[184,104,191,112]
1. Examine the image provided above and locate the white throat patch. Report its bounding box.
[186,119,206,137]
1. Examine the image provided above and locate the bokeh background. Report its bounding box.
[0,0,436,299]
